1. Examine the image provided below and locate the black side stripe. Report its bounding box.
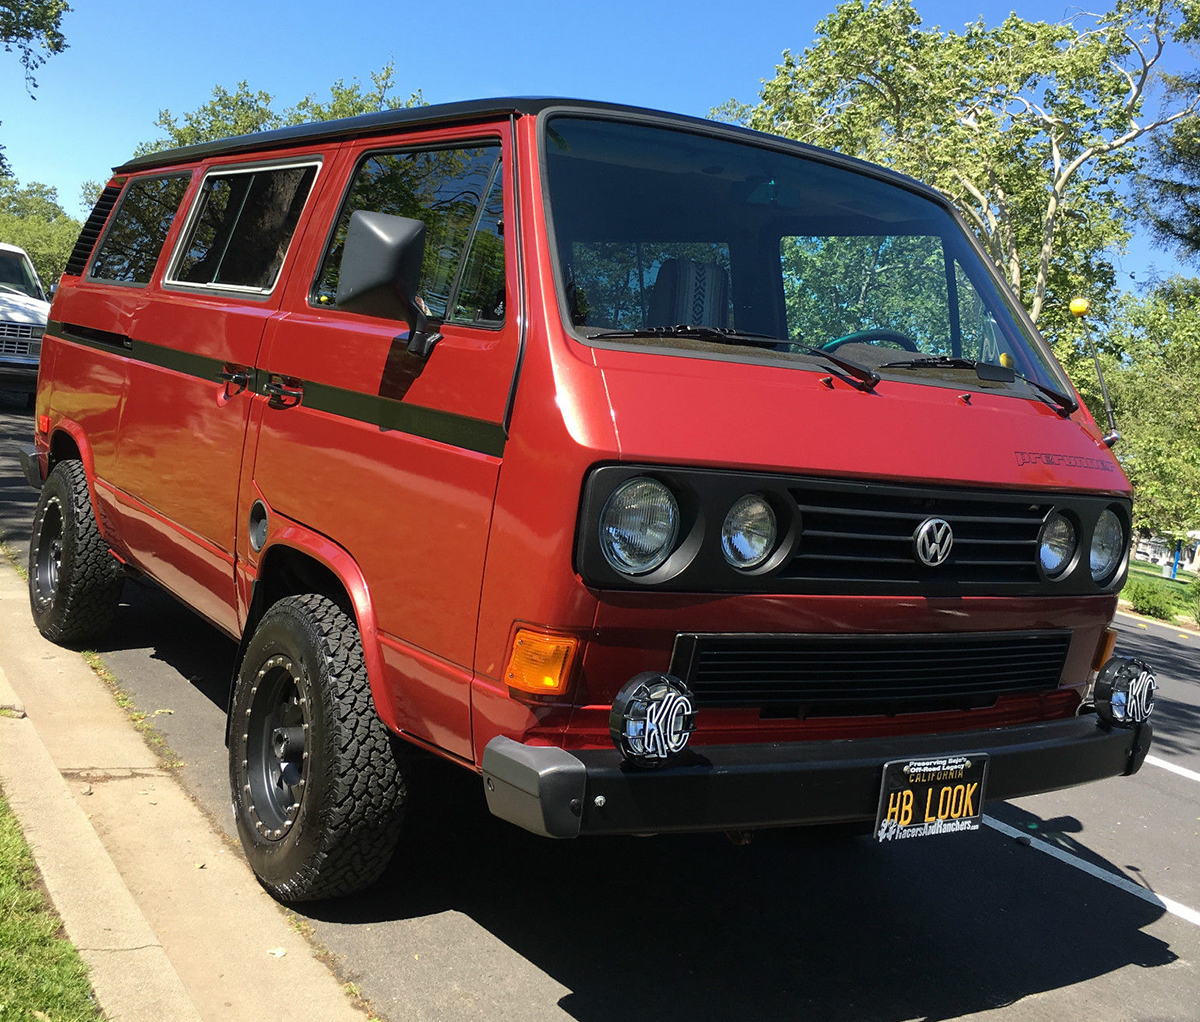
[46,319,506,457]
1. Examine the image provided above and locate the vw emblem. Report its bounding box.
[914,518,954,567]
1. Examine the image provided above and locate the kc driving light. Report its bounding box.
[1094,656,1156,727]
[721,494,777,569]
[609,672,696,767]
[1039,512,1076,577]
[1090,508,1125,583]
[599,477,679,575]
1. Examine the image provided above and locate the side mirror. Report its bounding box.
[335,210,442,358]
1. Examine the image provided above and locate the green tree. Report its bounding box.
[1136,110,1200,259]
[1,0,70,175]
[1,0,68,90]
[0,175,80,285]
[1099,277,1200,535]
[717,0,1200,332]
[135,61,424,156]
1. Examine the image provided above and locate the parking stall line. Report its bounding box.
[982,815,1200,929]
[1145,755,1200,784]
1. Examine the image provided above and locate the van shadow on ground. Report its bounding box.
[300,758,1177,1022]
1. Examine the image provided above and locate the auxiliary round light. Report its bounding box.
[1090,508,1125,583]
[609,672,696,768]
[1094,656,1156,728]
[1039,512,1076,577]
[599,477,680,576]
[721,494,777,569]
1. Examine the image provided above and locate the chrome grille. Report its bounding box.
[0,333,39,357]
[672,631,1072,713]
[0,322,39,340]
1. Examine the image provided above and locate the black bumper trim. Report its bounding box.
[481,716,1152,839]
[18,443,43,490]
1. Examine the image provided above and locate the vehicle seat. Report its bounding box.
[646,258,730,328]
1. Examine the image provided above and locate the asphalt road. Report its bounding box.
[2,389,1197,1022]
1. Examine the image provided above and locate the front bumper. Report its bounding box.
[481,715,1152,838]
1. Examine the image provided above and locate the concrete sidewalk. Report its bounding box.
[0,563,370,1022]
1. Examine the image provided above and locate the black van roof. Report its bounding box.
[113,98,698,173]
[112,95,935,202]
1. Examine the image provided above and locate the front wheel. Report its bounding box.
[28,460,124,645]
[229,594,407,902]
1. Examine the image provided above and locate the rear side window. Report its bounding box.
[88,174,191,285]
[168,162,319,292]
[313,144,505,326]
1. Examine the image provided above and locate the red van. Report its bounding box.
[20,99,1154,901]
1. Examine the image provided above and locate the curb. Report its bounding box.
[0,564,371,1022]
[0,660,204,1022]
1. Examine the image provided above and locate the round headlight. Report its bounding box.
[599,478,680,575]
[721,495,777,569]
[1039,512,1076,577]
[1090,509,1125,583]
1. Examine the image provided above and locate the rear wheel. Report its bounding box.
[28,460,123,644]
[229,594,407,902]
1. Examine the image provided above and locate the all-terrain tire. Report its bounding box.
[28,460,124,645]
[230,594,407,902]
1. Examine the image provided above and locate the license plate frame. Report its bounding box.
[874,754,989,842]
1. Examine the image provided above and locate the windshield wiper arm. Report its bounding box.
[589,325,879,391]
[589,324,782,348]
[879,355,1078,416]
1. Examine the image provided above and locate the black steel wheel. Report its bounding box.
[230,594,407,902]
[28,460,123,644]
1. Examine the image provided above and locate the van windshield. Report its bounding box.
[0,250,44,301]
[543,116,1071,397]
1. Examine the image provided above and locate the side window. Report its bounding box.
[449,167,505,325]
[168,163,318,292]
[88,174,191,285]
[314,144,504,325]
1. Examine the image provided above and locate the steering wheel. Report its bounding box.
[822,329,920,352]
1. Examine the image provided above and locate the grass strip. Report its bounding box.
[0,790,100,1021]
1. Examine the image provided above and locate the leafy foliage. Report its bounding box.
[1,0,70,175]
[1100,277,1200,535]
[1121,576,1177,618]
[0,0,68,90]
[717,1,1200,333]
[0,175,80,285]
[1137,110,1200,260]
[135,60,424,156]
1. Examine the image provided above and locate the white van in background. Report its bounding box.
[0,242,50,406]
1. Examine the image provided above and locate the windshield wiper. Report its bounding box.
[589,325,880,391]
[879,355,1078,416]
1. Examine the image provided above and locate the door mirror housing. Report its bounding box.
[335,210,443,357]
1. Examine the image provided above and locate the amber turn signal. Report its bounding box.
[1092,626,1118,671]
[504,629,579,696]
[37,414,50,435]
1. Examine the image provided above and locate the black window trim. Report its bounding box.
[162,155,324,299]
[306,135,507,333]
[86,170,195,288]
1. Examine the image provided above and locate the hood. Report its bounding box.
[595,349,1129,495]
[0,289,50,325]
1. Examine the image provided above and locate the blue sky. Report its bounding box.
[0,0,1192,283]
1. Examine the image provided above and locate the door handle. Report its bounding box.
[265,377,304,408]
[218,367,250,392]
